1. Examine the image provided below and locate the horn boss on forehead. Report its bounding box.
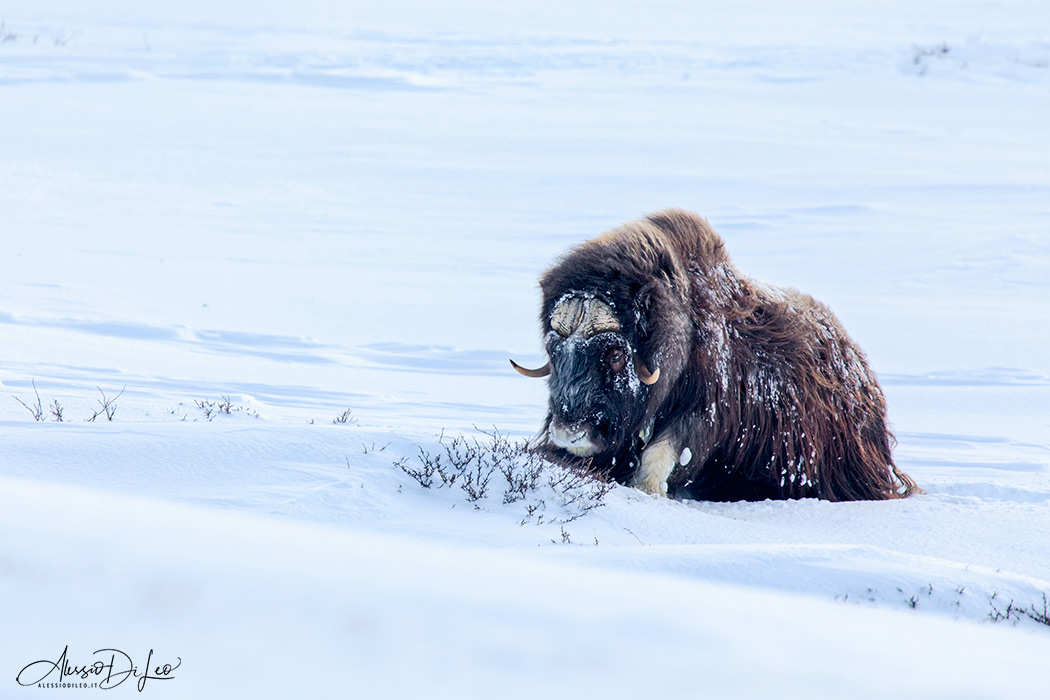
[550,297,586,337]
[551,297,621,338]
[512,208,918,504]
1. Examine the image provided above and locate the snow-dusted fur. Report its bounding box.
[534,209,918,501]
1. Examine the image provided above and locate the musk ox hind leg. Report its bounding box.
[631,436,678,497]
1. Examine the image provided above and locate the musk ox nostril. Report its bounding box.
[548,419,599,457]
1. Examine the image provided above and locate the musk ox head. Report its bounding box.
[510,216,699,485]
[512,294,659,458]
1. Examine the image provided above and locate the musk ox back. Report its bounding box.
[511,209,918,502]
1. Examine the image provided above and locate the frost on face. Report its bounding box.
[549,291,599,319]
[613,362,641,394]
[548,291,616,329]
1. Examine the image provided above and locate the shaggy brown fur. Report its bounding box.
[530,209,918,501]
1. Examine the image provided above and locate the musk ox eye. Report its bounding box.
[606,348,626,373]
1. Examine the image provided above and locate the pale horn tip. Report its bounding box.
[634,356,660,385]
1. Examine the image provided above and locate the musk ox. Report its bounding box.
[511,209,917,501]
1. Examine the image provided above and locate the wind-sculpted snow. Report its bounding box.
[6,474,1050,699]
[2,0,1050,696]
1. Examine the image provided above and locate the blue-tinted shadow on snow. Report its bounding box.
[0,312,335,365]
[882,367,1050,387]
[0,312,536,379]
[354,342,518,376]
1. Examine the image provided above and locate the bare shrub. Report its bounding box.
[333,408,357,425]
[395,455,435,489]
[986,591,1049,627]
[192,397,259,421]
[87,386,125,422]
[396,428,614,522]
[194,399,217,421]
[1026,593,1050,628]
[12,380,45,421]
[546,464,614,523]
[10,381,76,423]
[988,593,1024,625]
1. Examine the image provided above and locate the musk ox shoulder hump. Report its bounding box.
[544,209,727,290]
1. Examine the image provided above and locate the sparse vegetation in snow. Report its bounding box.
[11,379,46,421]
[87,386,125,422]
[397,428,613,524]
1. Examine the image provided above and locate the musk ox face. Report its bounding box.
[512,295,659,459]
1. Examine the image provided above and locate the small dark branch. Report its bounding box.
[493,430,544,505]
[420,445,445,486]
[12,380,45,421]
[395,455,434,489]
[623,527,645,545]
[547,463,613,521]
[502,456,542,503]
[88,385,125,422]
[194,399,216,421]
[560,526,571,544]
[361,442,388,453]
[520,500,544,525]
[912,42,951,65]
[459,453,494,502]
[442,434,479,473]
[988,593,1024,625]
[333,408,357,425]
[192,397,257,421]
[49,399,64,422]
[1026,593,1050,627]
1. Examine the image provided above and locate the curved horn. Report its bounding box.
[510,358,551,378]
[634,355,660,385]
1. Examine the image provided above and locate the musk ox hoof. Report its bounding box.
[630,475,668,497]
[630,439,677,497]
